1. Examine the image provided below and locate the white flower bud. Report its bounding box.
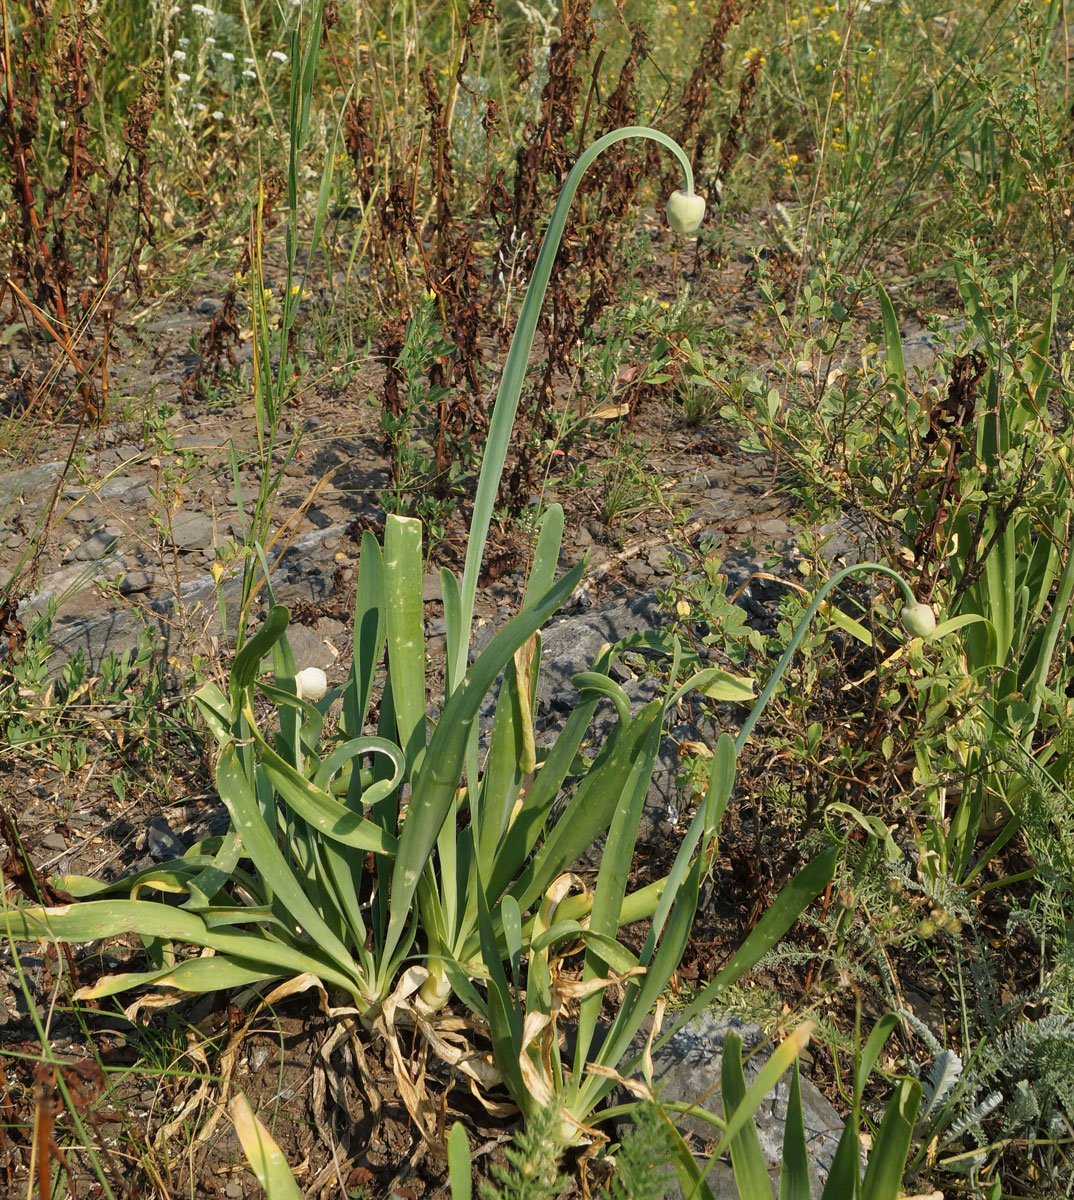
[902,602,937,640]
[666,189,706,237]
[295,667,327,701]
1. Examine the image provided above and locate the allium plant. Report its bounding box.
[0,124,728,1091]
[0,124,837,1150]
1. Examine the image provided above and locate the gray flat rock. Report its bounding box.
[168,513,217,550]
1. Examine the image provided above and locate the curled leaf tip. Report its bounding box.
[901,602,937,640]
[666,189,706,236]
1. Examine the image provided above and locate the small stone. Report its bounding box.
[68,528,122,562]
[169,514,216,550]
[65,504,100,524]
[117,569,160,595]
[284,619,345,670]
[624,559,654,586]
[173,433,229,450]
[422,572,442,603]
[694,528,725,551]
[196,298,219,316]
[147,816,184,861]
[40,833,67,851]
[303,416,323,431]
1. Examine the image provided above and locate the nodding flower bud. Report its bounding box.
[901,602,937,640]
[666,189,706,237]
[295,667,328,701]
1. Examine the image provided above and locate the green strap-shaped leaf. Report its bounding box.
[194,680,235,744]
[448,1122,473,1200]
[778,1062,812,1200]
[860,1079,921,1200]
[721,1032,771,1200]
[484,688,604,903]
[820,1120,861,1200]
[384,515,427,774]
[501,895,522,990]
[230,1092,303,1200]
[574,702,663,1074]
[523,505,564,613]
[878,286,905,407]
[666,1120,718,1200]
[250,729,398,853]
[342,531,387,741]
[508,701,660,915]
[855,1012,901,1104]
[656,847,838,1049]
[698,1028,815,1195]
[312,736,405,808]
[231,605,290,694]
[475,865,527,1111]
[0,899,359,996]
[584,853,703,1113]
[77,954,281,1000]
[442,566,464,695]
[182,827,244,911]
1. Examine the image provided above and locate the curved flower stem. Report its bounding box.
[450,126,696,692]
[734,563,918,751]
